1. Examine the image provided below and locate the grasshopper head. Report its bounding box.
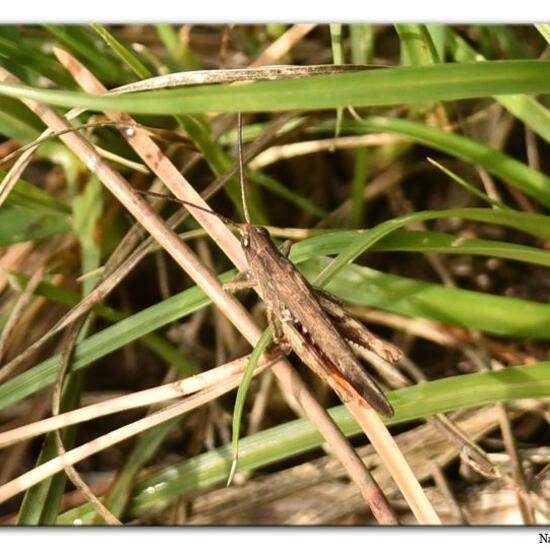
[240,224,272,258]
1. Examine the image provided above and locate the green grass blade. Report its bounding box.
[293,229,550,268]
[337,116,550,207]
[2,173,70,214]
[229,328,272,485]
[44,25,121,82]
[304,258,550,339]
[155,25,181,65]
[3,61,550,114]
[101,415,186,521]
[0,96,43,142]
[0,206,70,245]
[91,24,151,80]
[426,157,510,209]
[251,170,327,219]
[0,34,75,88]
[396,24,440,66]
[350,24,374,65]
[313,212,426,287]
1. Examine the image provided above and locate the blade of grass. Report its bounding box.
[292,229,550,268]
[330,116,550,207]
[155,25,181,66]
[44,25,121,82]
[348,24,373,230]
[228,327,272,486]
[0,206,70,245]
[350,24,374,65]
[90,24,151,80]
[396,24,440,66]
[0,96,43,142]
[250,170,327,219]
[1,173,70,214]
[426,157,510,209]
[304,258,550,340]
[3,60,550,114]
[0,34,75,88]
[101,415,185,519]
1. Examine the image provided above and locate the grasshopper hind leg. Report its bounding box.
[314,289,402,364]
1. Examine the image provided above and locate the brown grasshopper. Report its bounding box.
[147,115,401,416]
[230,113,400,416]
[238,222,399,416]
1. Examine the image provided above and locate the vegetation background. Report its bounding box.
[0,23,549,525]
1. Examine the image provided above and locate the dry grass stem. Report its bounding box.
[0,379,241,505]
[0,266,44,363]
[251,24,317,66]
[249,134,409,170]
[347,403,441,524]
[0,350,275,450]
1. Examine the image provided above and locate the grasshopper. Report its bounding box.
[238,223,399,416]
[148,114,401,416]
[231,114,400,416]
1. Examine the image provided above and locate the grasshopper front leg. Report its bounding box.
[223,270,257,294]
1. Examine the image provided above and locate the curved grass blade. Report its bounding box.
[2,61,550,114]
[90,24,151,80]
[304,258,550,340]
[396,24,440,66]
[330,116,550,207]
[427,157,510,209]
[293,229,550,268]
[311,207,550,287]
[228,328,272,486]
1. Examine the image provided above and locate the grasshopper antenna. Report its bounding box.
[134,188,240,229]
[237,112,251,224]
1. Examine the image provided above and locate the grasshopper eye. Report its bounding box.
[242,233,250,248]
